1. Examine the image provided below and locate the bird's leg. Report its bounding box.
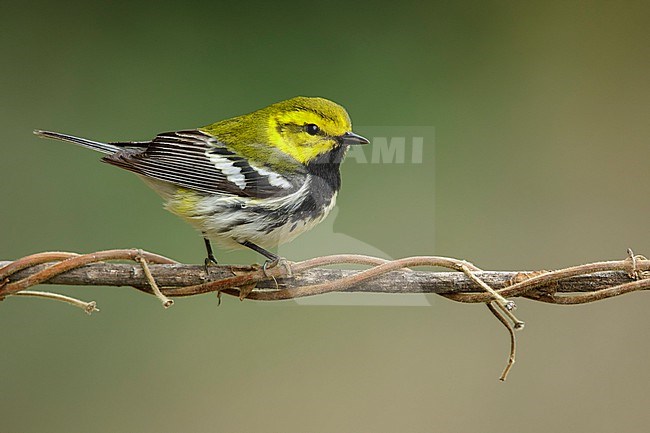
[203,237,218,272]
[239,240,292,277]
[239,240,278,261]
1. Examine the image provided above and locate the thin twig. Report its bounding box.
[486,302,516,381]
[530,278,650,304]
[445,259,650,303]
[136,253,173,308]
[2,249,649,381]
[232,256,485,300]
[14,290,99,315]
[460,264,524,330]
[0,249,176,297]
[460,264,514,309]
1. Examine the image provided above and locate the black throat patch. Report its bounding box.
[288,144,347,221]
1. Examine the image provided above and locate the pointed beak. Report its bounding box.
[340,131,369,145]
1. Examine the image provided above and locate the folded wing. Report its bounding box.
[104,130,304,198]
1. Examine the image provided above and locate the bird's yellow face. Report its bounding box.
[265,97,366,165]
[200,96,368,168]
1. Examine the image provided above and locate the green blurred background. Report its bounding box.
[2,0,649,432]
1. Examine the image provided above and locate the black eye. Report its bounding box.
[305,124,320,136]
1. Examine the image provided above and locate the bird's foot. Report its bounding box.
[204,256,218,275]
[262,257,293,277]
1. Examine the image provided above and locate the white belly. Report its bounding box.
[154,175,338,250]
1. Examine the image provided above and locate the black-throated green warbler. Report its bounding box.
[35,96,368,264]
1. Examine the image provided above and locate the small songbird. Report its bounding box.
[35,96,369,265]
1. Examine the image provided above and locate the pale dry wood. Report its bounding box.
[2,252,647,382]
[0,261,638,296]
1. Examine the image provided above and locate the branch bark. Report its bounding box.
[0,261,640,297]
[2,250,648,381]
